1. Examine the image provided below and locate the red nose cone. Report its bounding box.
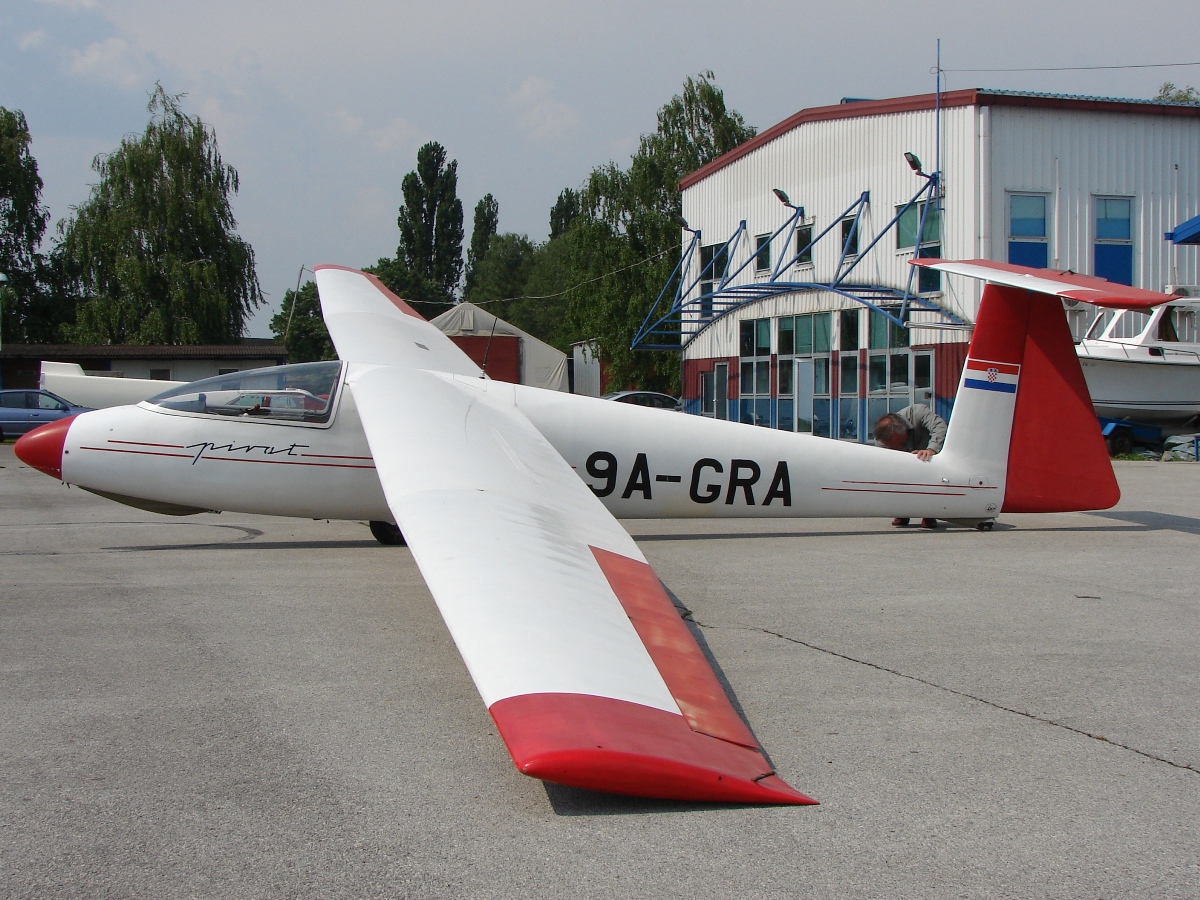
[14,415,76,480]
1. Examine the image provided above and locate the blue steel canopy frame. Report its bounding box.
[633,171,966,351]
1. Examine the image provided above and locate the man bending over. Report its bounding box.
[873,404,948,529]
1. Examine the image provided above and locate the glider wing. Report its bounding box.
[314,266,813,804]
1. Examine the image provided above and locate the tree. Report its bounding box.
[379,141,464,312]
[0,107,61,343]
[269,279,335,363]
[550,72,755,391]
[549,188,580,238]
[464,193,498,297]
[463,232,536,320]
[1155,82,1200,103]
[57,85,261,344]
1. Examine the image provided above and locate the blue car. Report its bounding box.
[0,389,92,440]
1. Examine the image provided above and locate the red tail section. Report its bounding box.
[969,284,1119,513]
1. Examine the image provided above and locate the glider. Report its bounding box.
[15,259,1174,805]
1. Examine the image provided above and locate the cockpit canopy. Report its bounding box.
[147,361,343,424]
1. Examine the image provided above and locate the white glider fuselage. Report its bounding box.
[55,367,1006,524]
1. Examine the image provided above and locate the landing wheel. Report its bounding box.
[369,520,406,546]
[976,520,995,532]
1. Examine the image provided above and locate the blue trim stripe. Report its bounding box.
[964,378,1017,394]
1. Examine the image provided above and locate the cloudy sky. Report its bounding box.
[3,0,1198,335]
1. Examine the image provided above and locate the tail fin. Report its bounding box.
[922,259,1174,514]
[970,284,1118,512]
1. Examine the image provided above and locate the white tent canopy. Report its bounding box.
[431,302,569,392]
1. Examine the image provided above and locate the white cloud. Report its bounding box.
[334,106,364,133]
[371,117,418,153]
[508,76,580,142]
[19,30,48,51]
[66,37,151,90]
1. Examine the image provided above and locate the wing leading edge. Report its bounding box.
[316,267,813,805]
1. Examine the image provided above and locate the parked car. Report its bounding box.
[602,391,682,411]
[0,390,93,439]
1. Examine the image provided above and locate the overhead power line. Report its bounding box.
[470,246,674,307]
[945,61,1200,74]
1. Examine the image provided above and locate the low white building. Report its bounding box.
[661,88,1200,439]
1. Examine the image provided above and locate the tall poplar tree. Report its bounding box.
[57,85,261,344]
[464,193,499,298]
[375,141,464,312]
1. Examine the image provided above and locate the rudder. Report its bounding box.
[999,288,1119,512]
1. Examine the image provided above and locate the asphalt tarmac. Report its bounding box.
[2,441,1198,899]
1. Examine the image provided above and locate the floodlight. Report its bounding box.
[904,152,924,174]
[772,188,792,206]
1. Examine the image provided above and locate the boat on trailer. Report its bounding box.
[1075,297,1200,434]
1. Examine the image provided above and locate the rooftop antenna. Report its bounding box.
[935,38,942,183]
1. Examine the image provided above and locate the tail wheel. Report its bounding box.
[369,520,406,546]
[976,520,995,532]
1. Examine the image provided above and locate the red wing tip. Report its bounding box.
[519,750,817,805]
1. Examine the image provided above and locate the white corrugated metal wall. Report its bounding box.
[986,106,1200,290]
[681,104,983,331]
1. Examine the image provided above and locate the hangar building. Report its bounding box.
[650,89,1200,440]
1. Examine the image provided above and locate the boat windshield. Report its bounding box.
[148,361,343,424]
[1085,310,1115,340]
[1109,310,1152,340]
[1161,306,1198,343]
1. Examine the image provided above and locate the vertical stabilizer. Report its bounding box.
[1000,289,1119,512]
[940,282,1119,513]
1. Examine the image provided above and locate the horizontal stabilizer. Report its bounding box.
[912,258,1174,309]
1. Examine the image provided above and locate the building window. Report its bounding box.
[739,318,772,427]
[1008,193,1049,269]
[795,224,813,266]
[866,307,916,429]
[149,368,172,381]
[840,217,859,257]
[896,201,939,250]
[1094,197,1133,286]
[898,200,942,292]
[839,308,860,351]
[699,241,728,320]
[755,233,771,273]
[218,368,239,375]
[775,313,830,435]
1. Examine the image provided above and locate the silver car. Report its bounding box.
[0,390,92,440]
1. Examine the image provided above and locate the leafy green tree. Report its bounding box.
[551,71,754,391]
[464,232,536,318]
[1155,82,1200,103]
[0,107,62,343]
[549,188,580,238]
[269,279,335,363]
[57,85,261,344]
[464,193,499,297]
[377,141,464,313]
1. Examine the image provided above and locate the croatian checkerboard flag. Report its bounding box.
[963,358,1020,393]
